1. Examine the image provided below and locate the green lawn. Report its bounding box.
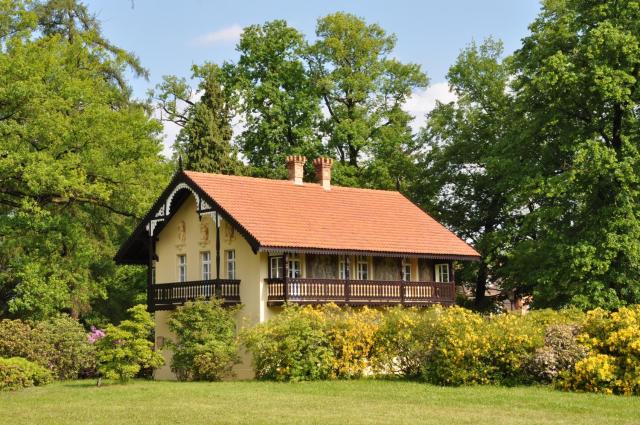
[0,380,638,425]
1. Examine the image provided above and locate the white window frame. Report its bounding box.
[287,253,301,278]
[270,256,283,279]
[435,263,450,283]
[226,250,236,280]
[201,251,211,281]
[356,256,369,280]
[402,259,412,282]
[177,254,187,282]
[339,256,350,279]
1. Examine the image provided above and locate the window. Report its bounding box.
[288,253,301,278]
[339,256,350,279]
[177,254,187,282]
[402,259,412,282]
[270,256,283,278]
[201,251,211,280]
[435,263,450,283]
[226,250,236,280]
[356,256,369,280]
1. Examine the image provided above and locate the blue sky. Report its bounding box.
[85,0,542,153]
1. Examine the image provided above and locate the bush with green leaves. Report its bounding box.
[241,305,335,381]
[0,357,52,391]
[0,316,95,380]
[95,305,163,382]
[167,299,239,381]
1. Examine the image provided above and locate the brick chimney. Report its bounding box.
[286,155,306,185]
[313,157,334,191]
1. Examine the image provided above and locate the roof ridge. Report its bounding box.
[184,170,402,195]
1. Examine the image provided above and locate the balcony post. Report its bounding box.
[283,253,289,302]
[399,257,405,305]
[215,213,221,298]
[146,234,154,312]
[344,256,350,304]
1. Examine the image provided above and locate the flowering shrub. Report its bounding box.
[371,306,424,377]
[0,316,95,380]
[526,324,587,383]
[561,306,640,395]
[241,305,335,381]
[0,357,52,391]
[319,304,381,378]
[95,305,163,382]
[88,327,106,344]
[167,299,239,381]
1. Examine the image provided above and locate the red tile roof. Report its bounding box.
[184,171,479,259]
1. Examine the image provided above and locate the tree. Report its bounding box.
[153,63,242,174]
[507,0,640,309]
[414,39,516,309]
[231,20,323,179]
[309,12,428,188]
[0,0,170,320]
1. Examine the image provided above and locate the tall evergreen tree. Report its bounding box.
[153,64,241,174]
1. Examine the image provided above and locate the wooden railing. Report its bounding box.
[267,278,455,306]
[151,279,241,311]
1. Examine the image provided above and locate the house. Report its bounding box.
[115,156,480,379]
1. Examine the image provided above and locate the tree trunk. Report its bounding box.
[474,259,488,309]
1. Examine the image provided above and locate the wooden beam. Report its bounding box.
[215,213,221,297]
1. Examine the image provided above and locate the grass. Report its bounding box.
[0,380,638,425]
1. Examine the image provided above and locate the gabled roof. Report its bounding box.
[115,170,480,264]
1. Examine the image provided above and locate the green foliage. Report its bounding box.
[371,306,424,377]
[241,305,335,381]
[505,0,640,309]
[0,316,95,379]
[231,20,323,179]
[414,38,515,308]
[0,357,52,391]
[562,306,640,395]
[310,12,428,189]
[0,0,170,321]
[95,305,163,382]
[167,299,239,381]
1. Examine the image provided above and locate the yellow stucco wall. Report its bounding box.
[153,194,269,380]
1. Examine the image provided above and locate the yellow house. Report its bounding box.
[115,156,480,379]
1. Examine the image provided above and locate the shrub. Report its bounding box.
[319,304,381,378]
[561,306,640,395]
[167,299,239,381]
[0,316,95,380]
[241,305,334,381]
[95,305,164,382]
[371,306,425,378]
[526,324,587,384]
[0,357,52,391]
[34,316,96,379]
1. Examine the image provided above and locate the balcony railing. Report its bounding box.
[267,278,455,306]
[151,279,241,311]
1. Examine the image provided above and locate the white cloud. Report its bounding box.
[404,82,457,132]
[193,24,243,46]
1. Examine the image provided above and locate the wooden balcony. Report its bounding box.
[266,278,455,307]
[151,279,241,311]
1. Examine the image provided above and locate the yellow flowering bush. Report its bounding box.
[319,304,381,378]
[371,306,425,377]
[562,306,640,395]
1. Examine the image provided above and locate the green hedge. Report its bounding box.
[0,357,52,391]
